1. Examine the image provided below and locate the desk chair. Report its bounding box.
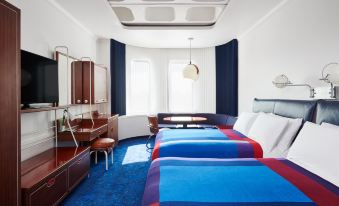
[147,116,170,149]
[147,116,160,149]
[90,138,115,171]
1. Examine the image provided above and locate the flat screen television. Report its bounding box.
[21,50,59,107]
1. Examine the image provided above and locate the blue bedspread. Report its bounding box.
[152,129,263,160]
[142,158,339,206]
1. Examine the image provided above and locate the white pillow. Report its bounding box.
[287,122,339,186]
[269,114,303,157]
[248,113,289,157]
[321,122,339,129]
[233,112,259,136]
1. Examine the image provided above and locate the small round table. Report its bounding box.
[163,116,207,128]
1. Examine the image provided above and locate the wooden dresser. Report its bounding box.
[21,147,90,206]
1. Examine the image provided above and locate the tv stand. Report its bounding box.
[21,104,31,109]
[21,147,90,206]
[21,102,59,110]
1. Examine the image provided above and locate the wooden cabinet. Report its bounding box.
[21,147,90,206]
[94,65,108,104]
[71,61,83,104]
[71,61,108,104]
[107,115,119,144]
[0,1,21,205]
[29,169,68,206]
[68,152,90,190]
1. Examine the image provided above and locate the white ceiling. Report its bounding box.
[53,0,284,48]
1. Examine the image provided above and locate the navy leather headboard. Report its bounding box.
[253,98,317,122]
[315,100,339,125]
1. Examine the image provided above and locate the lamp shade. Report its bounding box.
[323,63,339,85]
[183,64,199,81]
[272,74,291,88]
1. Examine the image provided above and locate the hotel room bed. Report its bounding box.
[143,100,339,206]
[152,99,317,160]
[142,157,339,206]
[152,128,263,160]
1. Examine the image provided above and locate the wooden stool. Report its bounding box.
[90,138,115,171]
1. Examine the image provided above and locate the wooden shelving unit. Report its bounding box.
[21,105,73,114]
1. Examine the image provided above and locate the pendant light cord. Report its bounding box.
[189,38,192,64]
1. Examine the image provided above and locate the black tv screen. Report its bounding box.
[21,50,59,105]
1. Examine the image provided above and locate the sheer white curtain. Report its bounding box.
[168,60,193,113]
[125,45,216,115]
[128,60,150,115]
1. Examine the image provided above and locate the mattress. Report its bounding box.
[152,129,263,160]
[142,157,339,206]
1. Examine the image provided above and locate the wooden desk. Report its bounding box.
[58,122,107,142]
[58,114,118,144]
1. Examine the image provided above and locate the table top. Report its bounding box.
[21,147,89,189]
[163,116,207,122]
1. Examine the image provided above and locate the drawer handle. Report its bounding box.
[47,178,56,187]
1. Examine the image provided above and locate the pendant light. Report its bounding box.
[183,37,199,81]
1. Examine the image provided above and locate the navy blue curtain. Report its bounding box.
[110,39,126,115]
[215,39,238,116]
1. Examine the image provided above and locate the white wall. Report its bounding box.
[238,0,339,112]
[6,0,100,160]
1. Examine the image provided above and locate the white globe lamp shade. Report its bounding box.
[324,63,339,85]
[183,64,199,81]
[273,74,291,88]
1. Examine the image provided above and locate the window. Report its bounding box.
[168,61,193,112]
[128,60,150,115]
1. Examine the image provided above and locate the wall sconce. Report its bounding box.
[272,74,315,98]
[319,62,339,98]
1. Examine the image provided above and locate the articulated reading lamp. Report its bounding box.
[272,74,315,98]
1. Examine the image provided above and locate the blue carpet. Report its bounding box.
[61,136,154,206]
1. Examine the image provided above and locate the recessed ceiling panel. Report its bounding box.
[112,7,135,22]
[145,7,175,22]
[108,0,229,27]
[186,7,215,21]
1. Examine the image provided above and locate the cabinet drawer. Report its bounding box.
[30,169,68,206]
[68,153,90,190]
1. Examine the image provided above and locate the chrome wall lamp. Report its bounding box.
[319,62,339,98]
[272,74,315,98]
